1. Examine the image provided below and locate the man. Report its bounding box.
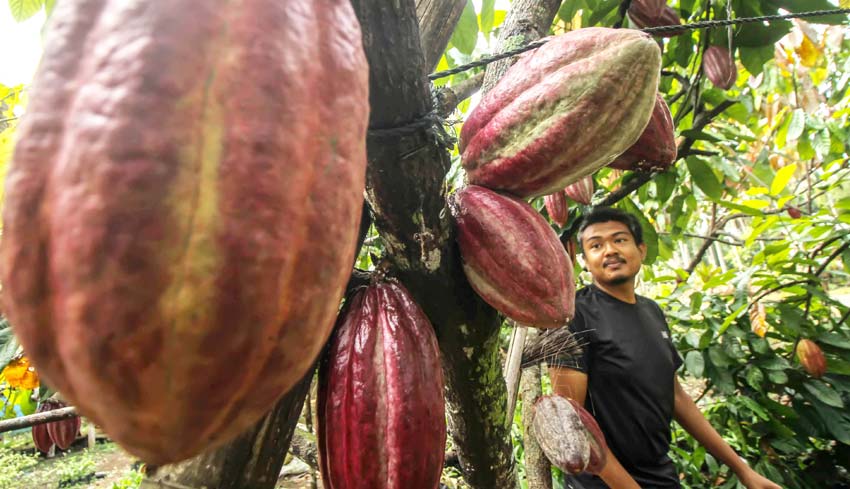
[550,207,780,489]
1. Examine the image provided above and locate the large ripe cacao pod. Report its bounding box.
[532,395,607,474]
[703,46,737,90]
[609,93,676,171]
[31,400,60,454]
[459,28,661,198]
[318,279,446,489]
[629,4,684,38]
[1,0,369,464]
[796,339,827,379]
[627,0,665,23]
[544,191,569,227]
[564,175,594,205]
[452,185,575,328]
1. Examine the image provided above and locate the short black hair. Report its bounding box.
[577,207,644,249]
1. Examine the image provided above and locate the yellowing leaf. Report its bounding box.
[1,356,39,390]
[770,163,798,196]
[795,34,821,68]
[749,303,768,338]
[842,0,850,9]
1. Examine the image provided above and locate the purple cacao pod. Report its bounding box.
[452,185,576,328]
[564,175,594,205]
[703,46,737,90]
[318,279,446,489]
[544,191,569,227]
[629,5,684,38]
[459,28,661,198]
[609,93,676,171]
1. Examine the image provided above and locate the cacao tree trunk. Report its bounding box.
[349,0,516,487]
[520,341,553,489]
[417,0,467,71]
[140,368,314,489]
[481,0,562,92]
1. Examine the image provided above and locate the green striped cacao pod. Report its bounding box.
[452,185,575,328]
[1,0,369,464]
[459,27,661,198]
[318,279,446,489]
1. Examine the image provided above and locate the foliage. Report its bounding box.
[0,445,37,489]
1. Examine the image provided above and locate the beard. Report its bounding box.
[604,274,632,286]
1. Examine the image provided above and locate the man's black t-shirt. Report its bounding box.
[552,284,683,488]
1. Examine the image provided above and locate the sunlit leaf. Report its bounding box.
[7,0,43,22]
[479,0,495,38]
[686,157,723,200]
[769,163,797,196]
[450,0,478,55]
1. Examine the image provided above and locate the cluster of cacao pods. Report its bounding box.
[454,27,673,328]
[31,399,82,454]
[1,0,370,464]
[532,395,608,475]
[628,0,684,37]
[796,339,827,378]
[318,279,446,489]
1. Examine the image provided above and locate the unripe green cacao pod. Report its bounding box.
[318,279,446,489]
[460,28,661,198]
[1,0,369,464]
[452,186,575,328]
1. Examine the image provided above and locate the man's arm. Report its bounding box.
[672,377,782,489]
[549,366,640,489]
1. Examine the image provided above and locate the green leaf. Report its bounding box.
[803,380,844,409]
[738,395,770,420]
[745,366,764,390]
[686,157,723,200]
[818,332,850,350]
[786,109,806,141]
[7,0,43,22]
[450,0,479,55]
[618,198,658,265]
[557,0,584,24]
[809,401,850,444]
[738,46,775,77]
[767,369,788,385]
[719,303,748,334]
[654,171,677,204]
[479,0,495,38]
[585,0,619,26]
[769,163,797,196]
[685,351,705,378]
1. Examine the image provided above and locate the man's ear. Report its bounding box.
[638,242,647,261]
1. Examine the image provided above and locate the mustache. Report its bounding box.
[603,256,626,266]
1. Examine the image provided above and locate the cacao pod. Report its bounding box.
[609,94,676,171]
[32,401,59,454]
[564,175,594,205]
[1,0,369,464]
[787,206,803,219]
[452,186,576,328]
[318,279,446,489]
[532,395,607,474]
[47,404,82,450]
[629,5,684,38]
[627,0,665,24]
[703,46,737,90]
[544,191,569,227]
[459,28,661,198]
[796,339,827,379]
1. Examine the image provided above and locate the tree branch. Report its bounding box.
[435,72,485,117]
[417,0,467,71]
[0,406,78,433]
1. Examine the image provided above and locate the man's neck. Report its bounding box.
[593,280,637,304]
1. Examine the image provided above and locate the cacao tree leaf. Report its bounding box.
[759,356,791,371]
[7,0,43,22]
[0,318,19,371]
[654,171,677,204]
[802,380,844,409]
[771,0,850,25]
[618,197,658,265]
[738,395,770,420]
[708,345,733,368]
[738,46,775,77]
[797,133,815,161]
[557,0,585,24]
[786,109,806,141]
[450,0,478,55]
[686,157,723,200]
[808,400,850,445]
[719,303,748,334]
[685,351,705,378]
[745,366,765,390]
[585,0,619,26]
[766,369,788,385]
[818,332,850,350]
[478,0,495,38]
[769,163,797,196]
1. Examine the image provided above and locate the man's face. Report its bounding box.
[580,220,647,287]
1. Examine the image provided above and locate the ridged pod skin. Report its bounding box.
[628,0,665,22]
[46,401,82,450]
[570,398,608,475]
[532,395,591,474]
[564,175,594,205]
[704,46,737,90]
[544,191,569,227]
[629,4,684,38]
[609,94,676,171]
[459,28,661,198]
[796,339,827,379]
[32,401,59,454]
[1,0,369,464]
[318,279,446,489]
[453,186,575,328]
